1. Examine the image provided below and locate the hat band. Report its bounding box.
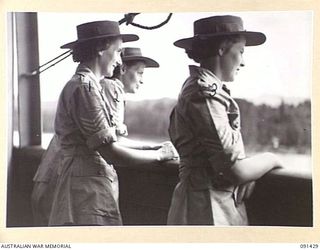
[122,48,142,57]
[77,26,120,40]
[122,51,142,57]
[196,23,244,36]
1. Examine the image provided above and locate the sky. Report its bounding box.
[37,11,313,106]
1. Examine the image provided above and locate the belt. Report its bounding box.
[61,145,100,156]
[179,155,233,190]
[72,162,117,181]
[179,155,209,168]
[59,145,116,181]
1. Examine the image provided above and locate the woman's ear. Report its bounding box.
[98,50,104,57]
[97,42,111,56]
[218,46,225,56]
[120,64,126,75]
[105,43,111,49]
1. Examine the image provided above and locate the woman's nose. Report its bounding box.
[240,58,245,67]
[116,55,122,66]
[139,77,144,84]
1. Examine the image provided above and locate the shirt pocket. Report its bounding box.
[71,154,117,183]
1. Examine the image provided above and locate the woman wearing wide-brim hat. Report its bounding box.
[101,47,159,137]
[167,15,284,225]
[32,20,178,226]
[100,47,175,152]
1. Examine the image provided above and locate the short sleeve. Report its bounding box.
[187,94,244,172]
[69,84,117,150]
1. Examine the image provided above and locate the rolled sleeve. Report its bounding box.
[86,127,117,150]
[70,84,117,149]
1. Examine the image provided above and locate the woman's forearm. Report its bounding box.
[116,136,161,150]
[98,142,160,166]
[227,152,283,185]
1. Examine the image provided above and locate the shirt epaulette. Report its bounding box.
[197,78,218,98]
[77,73,91,85]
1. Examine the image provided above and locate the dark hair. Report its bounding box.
[72,37,119,63]
[112,65,121,79]
[186,35,244,63]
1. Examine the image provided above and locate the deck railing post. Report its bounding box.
[15,12,41,147]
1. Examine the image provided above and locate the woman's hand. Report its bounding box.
[156,141,179,161]
[142,141,176,151]
[234,181,256,207]
[274,154,285,169]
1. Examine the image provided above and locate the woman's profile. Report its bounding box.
[167,15,284,225]
[32,20,178,226]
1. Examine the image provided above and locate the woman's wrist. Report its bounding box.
[141,144,162,150]
[263,152,283,169]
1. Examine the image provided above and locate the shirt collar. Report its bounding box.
[113,78,125,92]
[101,77,125,91]
[76,64,102,91]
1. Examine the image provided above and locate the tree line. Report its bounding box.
[42,98,311,154]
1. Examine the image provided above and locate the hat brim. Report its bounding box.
[61,34,139,49]
[123,56,159,68]
[174,31,266,49]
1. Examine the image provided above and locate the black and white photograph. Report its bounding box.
[4,5,318,244]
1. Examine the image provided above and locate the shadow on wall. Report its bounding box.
[7,147,44,227]
[247,173,312,226]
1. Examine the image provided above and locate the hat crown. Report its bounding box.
[194,15,244,36]
[173,15,266,49]
[120,47,159,67]
[61,20,139,49]
[122,47,142,58]
[77,21,120,40]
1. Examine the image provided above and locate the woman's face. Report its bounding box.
[122,61,146,94]
[100,38,123,77]
[219,38,246,82]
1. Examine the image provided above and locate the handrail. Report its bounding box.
[268,165,311,180]
[117,158,312,180]
[8,146,312,226]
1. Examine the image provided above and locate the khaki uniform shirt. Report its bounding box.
[167,65,248,225]
[33,64,127,226]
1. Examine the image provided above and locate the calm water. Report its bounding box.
[276,153,311,171]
